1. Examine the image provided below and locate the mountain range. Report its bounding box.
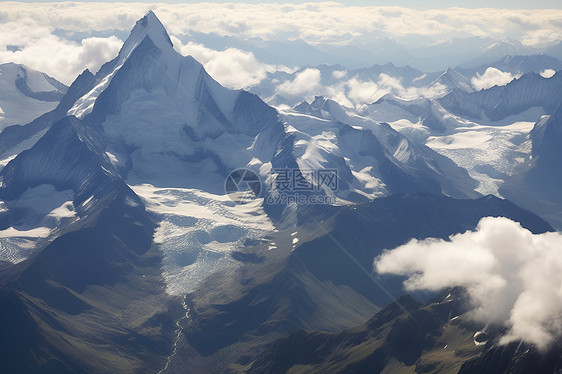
[1,10,562,374]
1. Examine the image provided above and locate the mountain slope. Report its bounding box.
[288,96,479,201]
[176,193,551,372]
[433,67,474,93]
[247,286,562,374]
[246,290,479,374]
[439,71,562,122]
[0,182,177,373]
[0,115,125,263]
[0,102,178,372]
[500,105,562,229]
[457,54,562,77]
[0,69,96,172]
[0,63,67,130]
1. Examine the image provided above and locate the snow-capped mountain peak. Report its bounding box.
[68,10,181,119]
[434,67,474,93]
[120,10,174,59]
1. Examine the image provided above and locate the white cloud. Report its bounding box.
[345,77,384,106]
[171,37,288,89]
[332,70,347,79]
[336,73,441,107]
[323,82,354,108]
[419,82,450,98]
[413,73,428,83]
[0,33,122,85]
[277,68,322,98]
[374,217,562,351]
[540,68,556,78]
[471,67,518,90]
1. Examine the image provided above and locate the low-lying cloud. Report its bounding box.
[471,67,519,90]
[277,68,322,98]
[374,217,562,351]
[274,71,449,108]
[540,68,556,78]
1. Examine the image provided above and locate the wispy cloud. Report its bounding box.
[374,217,562,351]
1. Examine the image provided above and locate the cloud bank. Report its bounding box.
[1,2,561,47]
[374,217,562,351]
[0,3,561,85]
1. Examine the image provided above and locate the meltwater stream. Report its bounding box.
[157,295,191,374]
